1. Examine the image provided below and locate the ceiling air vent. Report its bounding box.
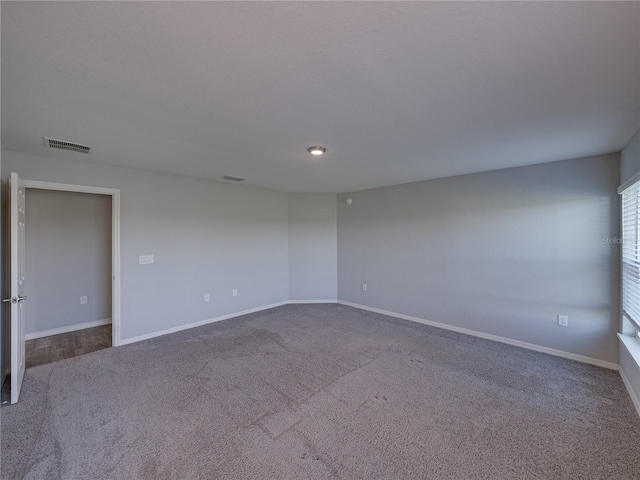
[44,137,94,154]
[222,175,246,182]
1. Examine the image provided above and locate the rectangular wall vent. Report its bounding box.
[44,137,94,154]
[222,175,246,182]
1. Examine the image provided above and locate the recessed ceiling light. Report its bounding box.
[308,146,326,155]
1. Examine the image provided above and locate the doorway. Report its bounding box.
[24,189,112,368]
[4,175,121,403]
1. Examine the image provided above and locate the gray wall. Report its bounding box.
[621,129,640,186]
[288,194,337,301]
[619,127,640,405]
[338,154,620,363]
[2,150,289,341]
[25,189,111,335]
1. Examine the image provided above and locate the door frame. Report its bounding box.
[21,179,122,346]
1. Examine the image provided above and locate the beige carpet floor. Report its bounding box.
[2,304,639,479]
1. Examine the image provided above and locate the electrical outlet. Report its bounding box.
[233,289,238,297]
[80,296,88,305]
[204,294,210,302]
[362,283,367,292]
[557,315,568,327]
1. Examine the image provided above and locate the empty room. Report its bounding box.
[1,2,639,479]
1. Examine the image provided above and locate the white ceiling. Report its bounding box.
[2,2,639,193]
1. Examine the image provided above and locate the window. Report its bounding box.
[621,180,640,336]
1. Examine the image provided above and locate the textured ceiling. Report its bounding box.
[2,2,639,193]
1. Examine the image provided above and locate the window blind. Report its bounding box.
[622,181,640,331]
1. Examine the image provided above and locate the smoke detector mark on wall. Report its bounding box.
[44,137,94,154]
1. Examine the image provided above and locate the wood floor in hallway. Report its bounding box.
[25,324,112,368]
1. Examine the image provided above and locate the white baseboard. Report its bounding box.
[119,301,289,346]
[114,298,618,372]
[338,300,619,370]
[26,318,112,341]
[289,299,338,304]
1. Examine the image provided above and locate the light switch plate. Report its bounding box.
[139,255,154,265]
[80,296,88,305]
[557,315,569,327]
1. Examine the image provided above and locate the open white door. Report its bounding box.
[8,172,27,404]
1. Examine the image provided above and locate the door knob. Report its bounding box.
[2,296,27,303]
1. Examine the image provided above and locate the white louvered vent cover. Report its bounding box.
[222,175,246,182]
[44,137,94,154]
